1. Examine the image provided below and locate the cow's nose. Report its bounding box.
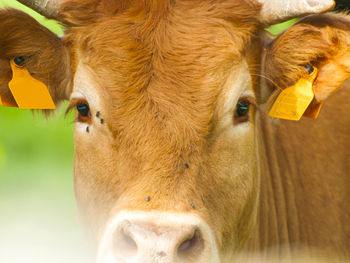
[114,220,204,261]
[97,212,219,263]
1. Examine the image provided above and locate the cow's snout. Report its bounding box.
[114,220,203,261]
[97,211,220,263]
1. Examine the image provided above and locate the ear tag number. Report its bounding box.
[6,59,56,109]
[269,67,318,121]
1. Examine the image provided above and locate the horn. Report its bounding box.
[16,0,59,19]
[257,0,335,24]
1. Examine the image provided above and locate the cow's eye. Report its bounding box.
[75,102,92,123]
[234,100,251,124]
[65,99,92,124]
[14,56,25,67]
[77,103,90,117]
[305,64,314,74]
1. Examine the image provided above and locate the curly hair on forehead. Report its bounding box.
[59,0,263,148]
[58,0,262,27]
[58,0,161,26]
[60,0,263,101]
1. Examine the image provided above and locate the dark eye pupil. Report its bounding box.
[77,103,90,117]
[14,56,25,67]
[236,101,250,117]
[305,64,314,74]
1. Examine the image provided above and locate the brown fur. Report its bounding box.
[247,80,350,259]
[66,6,350,260]
[1,2,350,262]
[65,0,263,254]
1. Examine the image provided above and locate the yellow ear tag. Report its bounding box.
[8,59,55,109]
[268,67,318,121]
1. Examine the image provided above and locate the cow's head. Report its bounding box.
[1,0,345,262]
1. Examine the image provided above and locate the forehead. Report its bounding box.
[68,0,260,131]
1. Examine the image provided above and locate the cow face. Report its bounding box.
[0,0,338,262]
[66,2,262,261]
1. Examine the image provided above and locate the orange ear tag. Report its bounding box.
[268,67,318,121]
[8,59,55,109]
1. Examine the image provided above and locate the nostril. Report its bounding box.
[177,229,204,259]
[114,222,138,259]
[179,237,195,252]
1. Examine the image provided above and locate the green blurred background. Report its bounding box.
[0,1,85,262]
[0,1,297,262]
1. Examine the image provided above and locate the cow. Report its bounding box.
[0,0,349,262]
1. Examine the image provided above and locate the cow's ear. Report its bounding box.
[0,9,70,109]
[262,13,350,107]
[257,0,335,25]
